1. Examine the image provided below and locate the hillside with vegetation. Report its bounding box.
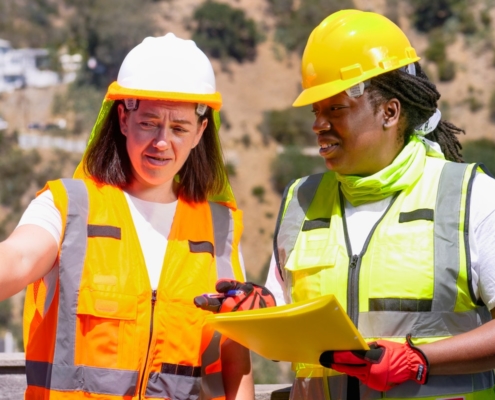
[1,0,495,382]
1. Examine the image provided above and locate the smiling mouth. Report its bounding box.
[320,142,338,150]
[147,155,168,161]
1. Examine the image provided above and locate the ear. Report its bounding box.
[382,98,400,129]
[192,117,208,149]
[117,103,129,137]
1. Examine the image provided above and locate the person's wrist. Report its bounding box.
[405,334,429,385]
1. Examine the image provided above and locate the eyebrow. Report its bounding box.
[139,113,193,125]
[171,119,193,125]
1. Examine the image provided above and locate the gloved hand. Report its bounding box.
[216,279,276,312]
[193,279,276,313]
[319,335,429,391]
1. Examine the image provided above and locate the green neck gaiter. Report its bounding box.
[336,136,427,206]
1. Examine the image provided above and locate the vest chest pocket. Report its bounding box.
[75,288,138,369]
[286,241,341,301]
[288,227,337,270]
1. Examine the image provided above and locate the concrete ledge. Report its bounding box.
[0,353,291,400]
[0,352,25,367]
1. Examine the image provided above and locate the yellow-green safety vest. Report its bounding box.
[274,158,494,400]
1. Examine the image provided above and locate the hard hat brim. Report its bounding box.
[292,57,420,107]
[106,82,222,110]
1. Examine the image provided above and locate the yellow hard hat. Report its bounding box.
[293,10,420,107]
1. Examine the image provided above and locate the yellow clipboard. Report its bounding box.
[205,294,369,364]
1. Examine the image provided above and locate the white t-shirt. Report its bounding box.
[18,190,245,289]
[265,173,495,310]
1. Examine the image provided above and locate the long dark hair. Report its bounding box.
[84,101,230,202]
[366,62,465,162]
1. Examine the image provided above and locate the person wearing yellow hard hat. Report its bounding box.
[0,33,255,399]
[264,10,495,400]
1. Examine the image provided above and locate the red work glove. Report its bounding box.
[216,279,276,312]
[193,279,276,313]
[319,334,429,391]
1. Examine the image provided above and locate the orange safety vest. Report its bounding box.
[22,178,244,400]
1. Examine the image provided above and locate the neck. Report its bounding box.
[124,179,178,203]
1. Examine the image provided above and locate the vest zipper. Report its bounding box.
[348,254,360,324]
[139,289,157,399]
[339,189,400,327]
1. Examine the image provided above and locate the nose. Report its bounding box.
[153,127,169,150]
[312,116,331,135]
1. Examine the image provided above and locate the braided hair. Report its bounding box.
[366,62,465,162]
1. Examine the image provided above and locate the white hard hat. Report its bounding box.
[105,33,222,110]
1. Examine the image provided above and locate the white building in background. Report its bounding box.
[0,38,82,93]
[59,53,83,84]
[0,331,15,353]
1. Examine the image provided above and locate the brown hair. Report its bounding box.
[366,62,465,162]
[84,101,230,202]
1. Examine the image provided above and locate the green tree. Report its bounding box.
[251,185,266,203]
[64,0,157,88]
[191,1,262,63]
[437,59,456,82]
[0,298,12,329]
[410,0,480,35]
[0,132,79,241]
[410,0,460,33]
[0,0,62,48]
[424,29,447,63]
[267,0,354,54]
[489,90,495,122]
[258,106,315,147]
[462,139,495,176]
[271,147,325,194]
[0,136,41,208]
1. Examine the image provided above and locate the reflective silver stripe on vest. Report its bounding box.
[277,174,324,281]
[200,331,225,399]
[359,309,485,338]
[433,162,467,312]
[25,179,140,396]
[210,202,235,279]
[43,262,58,316]
[26,360,138,396]
[385,371,494,398]
[55,179,88,366]
[146,372,201,400]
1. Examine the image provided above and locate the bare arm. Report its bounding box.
[221,338,254,400]
[0,225,58,301]
[419,309,495,375]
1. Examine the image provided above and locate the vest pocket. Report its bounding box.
[286,244,340,301]
[75,289,138,369]
[289,243,339,270]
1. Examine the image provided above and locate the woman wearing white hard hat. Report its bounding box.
[0,33,254,400]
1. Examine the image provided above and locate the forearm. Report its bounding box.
[419,317,495,375]
[221,339,254,400]
[0,225,58,301]
[0,242,28,301]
